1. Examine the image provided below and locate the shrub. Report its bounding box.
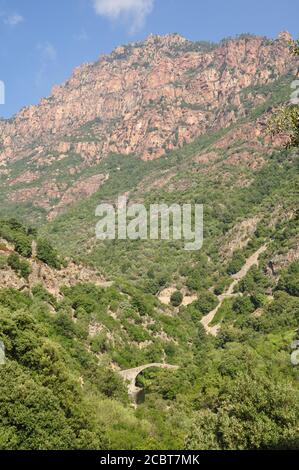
[0,254,7,269]
[53,313,76,338]
[239,266,271,295]
[194,291,218,315]
[144,279,160,295]
[277,262,299,297]
[131,294,153,316]
[36,239,61,269]
[7,253,31,280]
[90,334,108,354]
[32,284,57,308]
[0,219,32,258]
[232,296,255,315]
[14,233,32,258]
[214,278,230,295]
[251,293,269,309]
[170,291,183,307]
[227,251,246,275]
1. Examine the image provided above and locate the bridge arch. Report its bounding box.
[118,363,179,403]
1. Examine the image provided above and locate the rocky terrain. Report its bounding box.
[0,31,297,219]
[0,237,110,296]
[0,30,298,451]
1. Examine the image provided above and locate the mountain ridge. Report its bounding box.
[0,30,298,451]
[0,31,297,222]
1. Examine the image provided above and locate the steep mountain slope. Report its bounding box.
[0,212,298,450]
[0,219,201,370]
[0,32,297,221]
[0,32,298,451]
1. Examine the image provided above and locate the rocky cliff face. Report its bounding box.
[0,32,296,218]
[0,238,111,296]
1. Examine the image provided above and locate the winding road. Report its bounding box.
[201,244,268,336]
[118,244,268,402]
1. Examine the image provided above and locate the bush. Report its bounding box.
[131,294,153,316]
[232,296,255,315]
[14,233,32,258]
[53,312,76,338]
[227,251,246,275]
[144,279,160,295]
[277,262,299,297]
[214,278,230,295]
[170,291,183,307]
[90,334,108,354]
[36,239,61,269]
[239,266,271,295]
[0,289,32,311]
[185,373,299,450]
[0,220,33,259]
[32,284,57,308]
[7,253,31,279]
[194,291,218,316]
[251,293,268,309]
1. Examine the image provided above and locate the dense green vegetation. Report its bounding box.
[36,238,62,269]
[269,40,299,147]
[0,139,297,449]
[0,219,34,257]
[7,252,31,279]
[0,40,298,450]
[0,250,298,449]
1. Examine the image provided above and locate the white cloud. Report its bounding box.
[38,42,57,61]
[4,13,24,26]
[93,0,154,33]
[35,42,57,88]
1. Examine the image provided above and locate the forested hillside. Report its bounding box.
[0,34,298,450]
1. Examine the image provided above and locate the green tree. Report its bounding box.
[194,291,218,316]
[14,233,32,258]
[232,296,255,315]
[36,239,61,269]
[277,261,299,297]
[7,253,31,279]
[269,39,299,148]
[269,106,299,147]
[185,374,299,450]
[170,291,183,307]
[227,251,246,275]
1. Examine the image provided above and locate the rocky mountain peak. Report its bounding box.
[277,31,293,42]
[0,33,297,220]
[144,32,189,44]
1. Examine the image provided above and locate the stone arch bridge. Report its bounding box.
[118,363,179,403]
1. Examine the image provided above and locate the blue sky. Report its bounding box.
[0,0,298,118]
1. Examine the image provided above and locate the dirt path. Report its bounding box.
[201,244,268,336]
